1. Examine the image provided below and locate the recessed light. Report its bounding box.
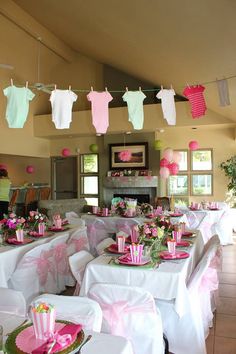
[96,133,102,136]
[191,127,197,130]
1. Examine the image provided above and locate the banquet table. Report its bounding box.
[0,225,84,288]
[80,230,204,317]
[1,315,133,354]
[81,213,189,253]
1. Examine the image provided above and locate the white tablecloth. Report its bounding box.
[80,231,204,317]
[0,226,82,288]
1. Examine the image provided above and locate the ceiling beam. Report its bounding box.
[0,0,76,62]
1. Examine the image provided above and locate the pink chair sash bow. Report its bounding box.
[53,244,69,275]
[70,236,88,252]
[200,267,218,292]
[24,250,55,286]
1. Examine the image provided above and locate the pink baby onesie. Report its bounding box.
[87,91,113,134]
[183,85,206,118]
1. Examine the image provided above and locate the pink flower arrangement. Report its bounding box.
[0,213,26,233]
[27,210,48,230]
[118,150,132,162]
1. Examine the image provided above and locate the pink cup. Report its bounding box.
[172,230,182,243]
[38,222,46,235]
[102,208,109,216]
[131,226,139,243]
[92,206,99,214]
[180,222,186,234]
[167,240,176,254]
[55,219,62,229]
[16,229,24,242]
[130,244,143,263]
[117,235,125,252]
[126,208,135,217]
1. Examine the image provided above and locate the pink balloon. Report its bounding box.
[189,140,199,151]
[172,151,182,164]
[168,162,179,175]
[26,165,34,174]
[160,158,169,167]
[160,166,170,179]
[163,148,173,162]
[61,148,71,157]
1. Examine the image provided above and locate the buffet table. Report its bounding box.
[80,230,204,317]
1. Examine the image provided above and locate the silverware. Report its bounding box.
[47,339,57,354]
[77,335,92,354]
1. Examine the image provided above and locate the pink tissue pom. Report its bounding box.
[118,150,132,162]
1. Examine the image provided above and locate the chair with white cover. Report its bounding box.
[65,212,86,227]
[49,232,70,293]
[31,293,103,332]
[211,211,233,245]
[185,210,207,230]
[0,288,26,335]
[69,250,94,295]
[115,218,140,238]
[88,283,165,354]
[9,242,57,305]
[95,238,116,256]
[86,218,110,256]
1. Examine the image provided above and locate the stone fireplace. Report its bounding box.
[103,176,158,206]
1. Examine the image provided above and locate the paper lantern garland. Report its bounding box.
[189,140,199,151]
[160,148,181,178]
[61,148,71,157]
[89,144,99,153]
[26,165,34,174]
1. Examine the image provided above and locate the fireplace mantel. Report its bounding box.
[103,176,158,188]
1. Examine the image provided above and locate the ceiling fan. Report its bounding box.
[31,38,55,94]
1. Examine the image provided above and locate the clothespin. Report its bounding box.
[105,87,108,92]
[139,86,142,92]
[68,85,71,91]
[10,78,13,86]
[54,84,57,90]
[126,86,128,92]
[170,84,173,90]
[91,86,93,91]
[187,83,190,88]
[25,81,28,88]
[161,85,163,91]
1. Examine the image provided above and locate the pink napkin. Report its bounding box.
[109,244,129,253]
[176,241,190,247]
[118,253,132,263]
[32,323,82,354]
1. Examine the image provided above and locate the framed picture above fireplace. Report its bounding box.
[109,142,148,170]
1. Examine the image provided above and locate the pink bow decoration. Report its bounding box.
[24,250,55,286]
[200,267,218,293]
[91,296,155,337]
[71,236,89,252]
[53,244,69,275]
[210,246,223,271]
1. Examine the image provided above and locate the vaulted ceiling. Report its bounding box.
[13,0,236,124]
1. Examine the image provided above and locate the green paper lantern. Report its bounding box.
[154,139,162,150]
[89,144,99,153]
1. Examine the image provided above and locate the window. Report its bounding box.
[167,149,213,196]
[80,154,99,206]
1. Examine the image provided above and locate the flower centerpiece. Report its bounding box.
[26,210,48,232]
[139,203,153,216]
[111,199,127,215]
[137,215,174,262]
[0,213,26,239]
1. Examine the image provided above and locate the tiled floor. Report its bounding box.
[206,235,236,354]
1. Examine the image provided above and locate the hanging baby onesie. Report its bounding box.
[183,85,206,118]
[87,91,113,134]
[3,85,35,128]
[156,88,176,125]
[122,91,146,130]
[216,79,230,106]
[50,89,78,129]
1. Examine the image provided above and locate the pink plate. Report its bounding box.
[117,253,150,266]
[169,213,183,217]
[182,231,194,237]
[106,244,129,254]
[160,250,189,260]
[176,241,190,247]
[208,208,219,211]
[6,238,34,245]
[48,227,69,232]
[28,231,52,238]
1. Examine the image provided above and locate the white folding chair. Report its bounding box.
[211,211,233,245]
[86,218,110,256]
[49,233,70,293]
[0,288,26,335]
[185,210,207,230]
[67,226,90,257]
[88,283,165,354]
[95,238,116,256]
[69,250,94,295]
[9,242,57,305]
[31,293,103,332]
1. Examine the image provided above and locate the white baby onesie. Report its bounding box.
[50,89,78,129]
[122,91,146,130]
[156,89,176,125]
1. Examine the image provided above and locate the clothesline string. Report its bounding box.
[7,72,236,93]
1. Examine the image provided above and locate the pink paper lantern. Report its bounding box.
[0,164,7,170]
[160,158,169,167]
[61,148,71,157]
[172,151,182,164]
[163,148,174,162]
[168,162,179,175]
[160,166,170,179]
[189,140,199,151]
[118,149,132,162]
[26,165,34,174]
